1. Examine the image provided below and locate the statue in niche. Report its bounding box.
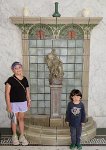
[45,49,64,84]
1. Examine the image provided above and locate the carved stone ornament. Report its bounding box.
[10,17,102,40]
[45,49,64,84]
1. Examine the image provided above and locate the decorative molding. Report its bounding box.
[10,17,102,24]
[10,17,102,39]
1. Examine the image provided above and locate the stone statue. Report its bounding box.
[45,49,64,84]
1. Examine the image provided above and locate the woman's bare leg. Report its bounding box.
[11,113,18,135]
[18,112,25,135]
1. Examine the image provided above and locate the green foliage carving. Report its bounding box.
[16,23,97,39]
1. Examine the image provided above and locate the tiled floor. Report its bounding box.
[1,135,106,150]
[0,146,106,150]
[1,135,106,146]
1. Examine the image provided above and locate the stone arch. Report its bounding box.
[28,24,53,39]
[59,24,84,39]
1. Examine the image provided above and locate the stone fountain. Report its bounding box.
[24,49,96,145]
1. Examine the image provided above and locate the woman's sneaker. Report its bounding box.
[12,134,19,145]
[19,135,29,145]
[70,144,76,149]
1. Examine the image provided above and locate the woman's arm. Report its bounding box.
[26,87,31,109]
[5,83,12,112]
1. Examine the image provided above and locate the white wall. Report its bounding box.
[0,0,106,128]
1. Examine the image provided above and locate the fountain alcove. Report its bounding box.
[10,16,102,145]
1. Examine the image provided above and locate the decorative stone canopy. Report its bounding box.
[10,17,102,39]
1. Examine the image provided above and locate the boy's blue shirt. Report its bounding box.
[66,101,86,127]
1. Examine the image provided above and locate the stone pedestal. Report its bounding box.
[50,84,62,118]
[50,117,63,127]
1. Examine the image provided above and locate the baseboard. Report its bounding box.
[0,128,12,135]
[96,128,106,135]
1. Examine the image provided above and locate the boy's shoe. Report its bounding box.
[19,135,29,146]
[76,144,82,150]
[70,144,76,149]
[12,134,19,145]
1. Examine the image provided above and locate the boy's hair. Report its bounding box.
[11,61,22,69]
[69,89,82,101]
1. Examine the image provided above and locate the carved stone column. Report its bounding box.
[50,79,63,127]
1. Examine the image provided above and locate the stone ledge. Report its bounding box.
[10,17,102,25]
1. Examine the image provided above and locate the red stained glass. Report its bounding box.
[68,31,76,39]
[36,30,45,39]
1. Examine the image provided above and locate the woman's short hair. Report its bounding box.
[11,61,22,69]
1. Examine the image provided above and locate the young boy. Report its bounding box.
[65,89,86,150]
[5,61,31,145]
